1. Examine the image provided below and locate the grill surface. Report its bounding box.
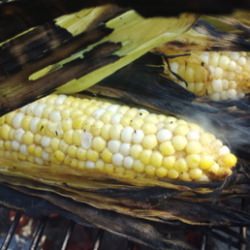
[0,207,138,250]
[0,203,250,250]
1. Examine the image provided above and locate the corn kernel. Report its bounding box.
[142,123,157,134]
[130,144,143,158]
[219,153,237,168]
[133,160,144,173]
[200,155,214,170]
[20,116,32,131]
[159,141,175,156]
[34,147,42,158]
[64,131,73,144]
[109,124,122,140]
[186,141,201,154]
[62,119,73,132]
[174,159,188,172]
[96,160,104,171]
[51,138,60,151]
[76,148,86,161]
[115,166,125,175]
[72,118,83,129]
[142,135,157,149]
[172,135,187,151]
[28,145,35,155]
[186,154,200,168]
[140,150,152,165]
[145,165,156,176]
[156,167,168,178]
[87,150,98,162]
[174,125,189,136]
[101,149,112,163]
[72,131,81,146]
[101,124,111,140]
[189,168,203,180]
[150,151,163,167]
[180,173,191,182]
[104,164,114,174]
[130,118,144,129]
[0,124,11,140]
[210,163,220,174]
[67,145,77,158]
[54,150,65,162]
[92,137,106,152]
[22,131,34,145]
[162,156,176,169]
[168,169,179,179]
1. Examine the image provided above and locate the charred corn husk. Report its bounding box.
[56,10,196,94]
[0,6,196,116]
[162,51,250,101]
[0,94,237,183]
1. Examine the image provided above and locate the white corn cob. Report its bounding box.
[163,51,250,101]
[0,94,237,182]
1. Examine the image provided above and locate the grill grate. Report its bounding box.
[0,207,138,250]
[0,206,249,250]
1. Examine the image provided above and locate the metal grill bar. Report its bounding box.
[93,230,104,250]
[210,230,240,249]
[61,221,75,250]
[240,198,249,250]
[201,234,207,250]
[0,212,21,250]
[29,218,47,250]
[240,226,247,250]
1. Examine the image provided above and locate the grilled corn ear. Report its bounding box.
[0,94,237,183]
[162,51,250,101]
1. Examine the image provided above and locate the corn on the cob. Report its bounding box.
[162,51,250,101]
[0,94,237,182]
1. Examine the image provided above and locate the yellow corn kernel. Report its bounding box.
[219,153,237,168]
[156,167,168,178]
[142,135,157,149]
[162,156,176,169]
[186,141,202,154]
[174,159,188,172]
[67,145,77,158]
[145,165,156,176]
[159,141,175,156]
[133,160,144,173]
[186,154,200,168]
[87,150,98,162]
[54,150,65,162]
[168,169,179,179]
[0,124,11,140]
[200,155,214,170]
[100,148,112,163]
[22,131,34,145]
[92,137,106,152]
[150,151,163,167]
[189,168,203,180]
[172,135,187,151]
[140,150,152,165]
[76,148,86,161]
[142,123,157,135]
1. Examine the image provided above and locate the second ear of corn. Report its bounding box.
[160,51,250,101]
[0,94,237,183]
